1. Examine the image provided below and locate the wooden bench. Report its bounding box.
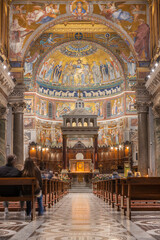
[0,177,37,220]
[121,177,160,219]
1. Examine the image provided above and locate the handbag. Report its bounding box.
[35,180,42,197]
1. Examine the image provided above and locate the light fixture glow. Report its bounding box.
[32,147,35,150]
[3,65,6,69]
[111,146,113,150]
[155,62,158,67]
[151,69,155,72]
[148,75,150,78]
[8,72,10,75]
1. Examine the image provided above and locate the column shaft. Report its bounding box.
[154,117,160,176]
[63,135,67,169]
[13,112,24,164]
[138,112,149,175]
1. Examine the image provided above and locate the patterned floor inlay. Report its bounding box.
[132,213,160,240]
[0,193,160,239]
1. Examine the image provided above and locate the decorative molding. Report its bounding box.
[152,93,160,118]
[9,82,28,104]
[0,107,7,120]
[130,129,138,142]
[0,63,15,97]
[145,62,160,96]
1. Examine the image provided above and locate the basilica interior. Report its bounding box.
[0,0,160,239]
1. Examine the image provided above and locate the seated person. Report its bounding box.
[127,170,133,178]
[112,171,120,179]
[0,155,24,215]
[22,158,44,217]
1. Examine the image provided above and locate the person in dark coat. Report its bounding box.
[0,155,24,215]
[22,158,44,216]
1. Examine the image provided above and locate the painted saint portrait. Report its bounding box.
[70,0,89,18]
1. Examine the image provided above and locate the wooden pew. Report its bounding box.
[122,177,160,220]
[0,177,37,220]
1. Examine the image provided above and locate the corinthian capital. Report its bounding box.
[12,102,26,114]
[135,101,149,113]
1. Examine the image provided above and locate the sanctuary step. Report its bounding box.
[69,182,92,193]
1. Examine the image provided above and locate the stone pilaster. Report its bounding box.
[93,135,98,170]
[133,81,150,176]
[12,102,25,165]
[152,97,160,176]
[0,107,7,166]
[9,82,27,164]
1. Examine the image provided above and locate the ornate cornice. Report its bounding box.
[145,62,160,96]
[0,63,15,97]
[9,82,28,104]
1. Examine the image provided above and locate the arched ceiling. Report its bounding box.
[24,21,137,98]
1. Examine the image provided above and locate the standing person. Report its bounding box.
[22,158,44,216]
[0,155,24,216]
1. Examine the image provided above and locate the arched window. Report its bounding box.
[106,102,111,118]
[48,102,53,119]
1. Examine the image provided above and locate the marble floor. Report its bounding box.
[0,193,160,240]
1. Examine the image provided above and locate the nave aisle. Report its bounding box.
[0,193,160,240]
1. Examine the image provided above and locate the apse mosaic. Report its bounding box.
[36,41,124,90]
[37,83,123,98]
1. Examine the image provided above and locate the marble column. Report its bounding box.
[153,107,160,176]
[62,135,67,169]
[12,102,25,165]
[0,107,7,166]
[136,102,149,176]
[93,135,98,169]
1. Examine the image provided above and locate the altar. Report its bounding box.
[69,159,92,173]
[69,152,92,173]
